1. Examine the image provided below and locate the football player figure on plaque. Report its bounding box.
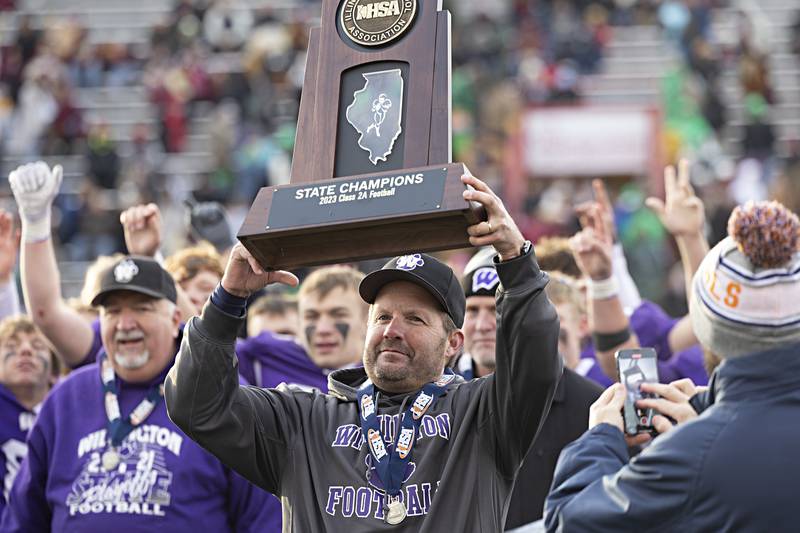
[238,0,485,270]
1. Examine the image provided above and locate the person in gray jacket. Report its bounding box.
[164,174,562,532]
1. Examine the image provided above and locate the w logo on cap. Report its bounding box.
[114,259,139,284]
[396,254,424,271]
[472,267,500,293]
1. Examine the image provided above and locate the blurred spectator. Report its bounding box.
[163,242,224,312]
[122,123,164,203]
[246,293,299,339]
[740,93,775,161]
[203,1,254,51]
[792,10,800,58]
[739,50,774,104]
[549,59,582,103]
[66,185,124,260]
[700,79,727,135]
[662,66,713,151]
[686,37,720,82]
[658,0,691,46]
[86,122,120,189]
[13,15,41,87]
[5,57,59,156]
[46,76,83,153]
[771,142,800,215]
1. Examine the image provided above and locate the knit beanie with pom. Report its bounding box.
[690,200,800,358]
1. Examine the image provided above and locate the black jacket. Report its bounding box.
[545,343,800,532]
[165,250,562,532]
[505,368,603,529]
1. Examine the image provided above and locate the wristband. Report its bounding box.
[587,276,619,300]
[20,215,52,244]
[592,327,632,352]
[210,284,248,318]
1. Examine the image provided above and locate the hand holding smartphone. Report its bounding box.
[615,348,659,435]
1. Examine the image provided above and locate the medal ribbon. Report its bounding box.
[99,353,164,448]
[358,370,454,497]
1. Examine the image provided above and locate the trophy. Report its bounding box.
[238,0,485,269]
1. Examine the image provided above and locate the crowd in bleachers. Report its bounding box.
[1,1,795,273]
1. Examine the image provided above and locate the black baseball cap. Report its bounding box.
[359,253,466,327]
[91,256,178,307]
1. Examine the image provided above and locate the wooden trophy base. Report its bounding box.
[238,163,485,270]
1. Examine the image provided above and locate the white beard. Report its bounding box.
[114,350,150,370]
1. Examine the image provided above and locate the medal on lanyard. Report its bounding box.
[99,354,164,471]
[359,371,455,525]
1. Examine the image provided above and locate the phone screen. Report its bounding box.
[616,348,659,435]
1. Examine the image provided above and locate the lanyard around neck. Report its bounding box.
[100,354,164,448]
[358,371,455,497]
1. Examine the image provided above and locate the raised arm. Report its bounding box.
[571,205,639,381]
[9,162,94,367]
[462,175,562,476]
[646,160,708,352]
[577,179,642,314]
[120,203,198,319]
[164,244,301,493]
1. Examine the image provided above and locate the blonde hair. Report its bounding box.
[544,272,586,317]
[535,237,581,278]
[298,265,365,302]
[164,242,225,284]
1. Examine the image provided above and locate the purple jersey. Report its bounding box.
[1,357,272,532]
[578,301,709,387]
[0,385,35,519]
[236,332,328,393]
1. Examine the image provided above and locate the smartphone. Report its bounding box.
[615,348,659,435]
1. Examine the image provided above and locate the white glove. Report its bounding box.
[8,162,63,243]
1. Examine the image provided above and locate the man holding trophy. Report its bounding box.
[165,173,561,531]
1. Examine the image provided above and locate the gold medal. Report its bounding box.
[102,448,120,471]
[384,498,407,525]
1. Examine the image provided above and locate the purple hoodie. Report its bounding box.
[0,385,35,520]
[1,355,272,532]
[578,301,708,387]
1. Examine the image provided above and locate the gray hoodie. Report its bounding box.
[165,250,562,532]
